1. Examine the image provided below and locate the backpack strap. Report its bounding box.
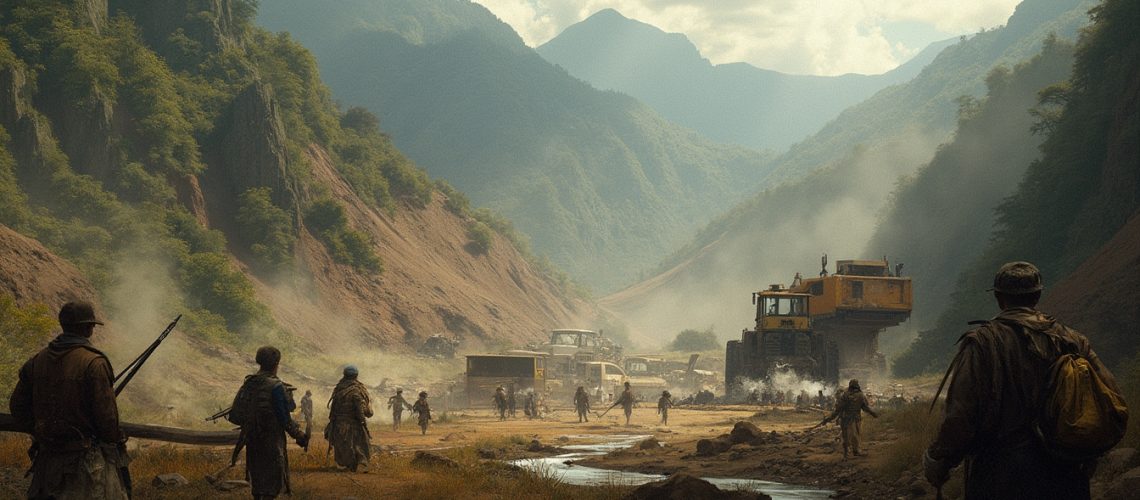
[929,321,987,413]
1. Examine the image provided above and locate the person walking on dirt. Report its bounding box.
[657,391,674,425]
[493,386,508,421]
[9,301,130,499]
[229,346,310,499]
[507,383,518,418]
[412,392,432,435]
[387,388,412,431]
[923,261,1123,499]
[815,379,877,458]
[574,386,591,422]
[608,382,635,426]
[524,390,540,419]
[325,366,373,472]
[300,390,313,426]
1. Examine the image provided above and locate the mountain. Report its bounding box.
[0,0,589,416]
[600,0,1097,346]
[893,0,1140,375]
[256,0,776,293]
[536,9,953,151]
[865,36,1075,334]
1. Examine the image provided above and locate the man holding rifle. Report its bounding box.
[9,301,130,499]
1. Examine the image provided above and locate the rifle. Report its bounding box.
[205,407,231,422]
[114,315,181,396]
[595,400,620,419]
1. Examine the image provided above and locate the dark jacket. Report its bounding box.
[9,333,123,449]
[237,371,304,497]
[928,308,1120,499]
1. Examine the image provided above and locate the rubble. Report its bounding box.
[623,473,771,500]
[152,473,188,489]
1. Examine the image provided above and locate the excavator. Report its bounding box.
[725,256,912,388]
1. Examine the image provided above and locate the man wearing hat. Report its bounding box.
[231,346,309,499]
[816,378,878,458]
[924,262,1122,499]
[9,301,129,499]
[325,365,373,472]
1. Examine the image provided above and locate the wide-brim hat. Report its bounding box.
[58,301,104,326]
[987,261,1044,294]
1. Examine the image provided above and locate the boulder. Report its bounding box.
[729,421,763,445]
[695,438,732,456]
[527,439,544,452]
[477,448,498,459]
[639,437,662,450]
[411,451,460,469]
[152,473,188,489]
[623,473,771,500]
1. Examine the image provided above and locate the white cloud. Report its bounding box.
[472,0,1021,75]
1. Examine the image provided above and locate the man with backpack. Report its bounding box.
[924,261,1126,499]
[229,346,310,499]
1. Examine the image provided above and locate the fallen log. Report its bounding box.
[0,412,240,446]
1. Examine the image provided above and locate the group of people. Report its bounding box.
[492,385,539,420]
[4,261,1128,499]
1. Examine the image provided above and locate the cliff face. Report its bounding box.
[0,225,98,309]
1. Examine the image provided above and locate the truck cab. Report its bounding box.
[726,286,834,388]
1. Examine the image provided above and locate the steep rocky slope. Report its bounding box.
[0,225,98,308]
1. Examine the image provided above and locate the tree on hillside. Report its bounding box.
[669,328,718,352]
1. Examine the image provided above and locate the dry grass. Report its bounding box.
[0,434,630,499]
[864,402,964,498]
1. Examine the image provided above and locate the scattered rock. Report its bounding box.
[477,448,498,459]
[695,438,733,456]
[1097,448,1138,481]
[152,473,188,489]
[213,480,250,492]
[557,436,570,442]
[730,421,763,445]
[1104,466,1140,500]
[527,439,544,452]
[440,432,467,442]
[624,473,771,500]
[639,437,662,450]
[411,451,460,469]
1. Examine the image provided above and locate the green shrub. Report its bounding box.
[304,199,382,273]
[236,187,296,273]
[0,294,56,396]
[466,220,492,255]
[668,328,718,352]
[178,252,267,331]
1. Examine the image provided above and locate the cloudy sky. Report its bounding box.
[471,0,1022,76]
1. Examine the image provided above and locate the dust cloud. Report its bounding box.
[729,370,835,403]
[603,128,941,354]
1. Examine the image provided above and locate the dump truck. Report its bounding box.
[725,257,911,387]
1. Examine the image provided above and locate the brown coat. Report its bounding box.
[9,333,128,499]
[928,307,1120,499]
[326,378,372,470]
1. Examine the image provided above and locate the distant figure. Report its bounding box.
[595,385,605,403]
[574,386,591,423]
[612,382,635,426]
[924,261,1124,499]
[10,301,130,499]
[300,390,313,425]
[816,379,878,458]
[493,386,507,421]
[815,389,825,408]
[657,391,673,425]
[412,392,432,435]
[507,383,518,418]
[228,346,309,498]
[523,390,539,419]
[387,388,412,431]
[325,366,373,472]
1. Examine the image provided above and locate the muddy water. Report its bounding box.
[510,435,833,499]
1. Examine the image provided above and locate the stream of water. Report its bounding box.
[509,434,833,499]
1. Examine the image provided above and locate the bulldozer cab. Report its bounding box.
[754,286,811,332]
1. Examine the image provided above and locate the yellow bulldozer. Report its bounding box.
[725,257,911,387]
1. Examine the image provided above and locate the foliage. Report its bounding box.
[465,220,493,255]
[668,328,718,352]
[0,294,56,397]
[236,187,296,273]
[178,252,268,331]
[894,0,1140,375]
[304,199,382,273]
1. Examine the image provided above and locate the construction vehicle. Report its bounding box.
[725,257,911,387]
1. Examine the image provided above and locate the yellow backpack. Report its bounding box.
[1036,347,1129,461]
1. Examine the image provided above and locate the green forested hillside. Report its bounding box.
[0,0,497,343]
[894,0,1140,375]
[257,0,775,292]
[865,37,1075,332]
[763,0,1096,186]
